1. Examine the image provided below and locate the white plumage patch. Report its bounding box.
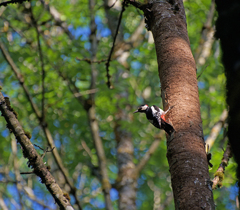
[151,106,158,116]
[141,105,148,111]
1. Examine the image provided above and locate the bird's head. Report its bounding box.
[133,104,149,113]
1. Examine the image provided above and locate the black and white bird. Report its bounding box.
[134,104,174,135]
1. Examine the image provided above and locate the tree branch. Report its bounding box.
[134,131,165,175]
[0,192,8,210]
[0,41,82,210]
[85,0,113,208]
[105,0,127,89]
[40,0,74,40]
[113,119,137,209]
[29,6,46,121]
[205,109,228,150]
[194,0,215,67]
[212,142,232,189]
[0,92,73,210]
[0,41,42,118]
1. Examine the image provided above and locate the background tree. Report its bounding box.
[0,0,238,209]
[215,0,240,201]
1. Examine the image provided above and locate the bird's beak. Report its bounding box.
[133,110,139,113]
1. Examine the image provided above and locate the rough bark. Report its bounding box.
[215,0,240,198]
[147,0,215,209]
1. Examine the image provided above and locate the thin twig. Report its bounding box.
[197,64,209,79]
[105,0,127,89]
[20,171,35,175]
[76,57,108,64]
[34,144,55,157]
[41,147,55,159]
[34,144,44,151]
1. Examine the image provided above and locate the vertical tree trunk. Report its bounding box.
[114,121,137,210]
[215,0,240,198]
[147,0,215,209]
[88,0,113,209]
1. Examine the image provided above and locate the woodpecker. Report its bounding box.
[134,104,174,135]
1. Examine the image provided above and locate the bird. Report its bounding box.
[133,104,174,135]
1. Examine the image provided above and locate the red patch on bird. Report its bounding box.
[161,114,166,121]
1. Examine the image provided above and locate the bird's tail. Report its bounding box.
[161,119,174,135]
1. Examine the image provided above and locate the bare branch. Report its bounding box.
[76,57,108,64]
[194,0,215,67]
[0,41,41,119]
[205,110,228,150]
[81,140,93,159]
[0,93,74,210]
[12,139,56,210]
[197,64,209,79]
[134,131,165,174]
[105,0,127,89]
[20,171,35,175]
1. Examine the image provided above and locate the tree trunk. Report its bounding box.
[147,0,215,209]
[215,0,240,198]
[114,121,137,210]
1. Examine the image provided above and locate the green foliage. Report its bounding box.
[0,0,237,209]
